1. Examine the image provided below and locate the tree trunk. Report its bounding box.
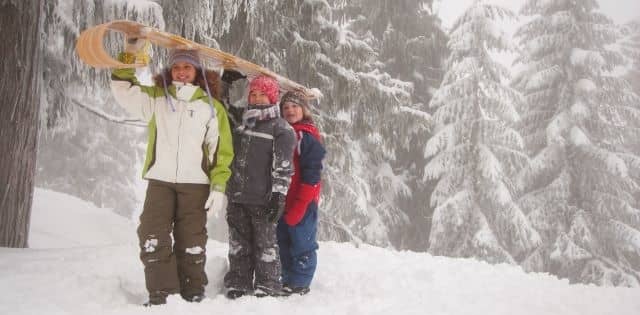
[0,0,43,248]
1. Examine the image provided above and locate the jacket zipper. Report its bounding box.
[175,101,184,182]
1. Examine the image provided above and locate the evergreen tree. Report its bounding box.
[620,18,640,99]
[619,18,640,166]
[425,1,540,263]
[514,0,640,286]
[364,0,448,250]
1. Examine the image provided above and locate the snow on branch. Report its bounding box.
[71,98,145,128]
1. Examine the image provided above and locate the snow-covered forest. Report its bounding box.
[2,0,638,289]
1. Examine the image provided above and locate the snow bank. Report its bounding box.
[29,189,135,248]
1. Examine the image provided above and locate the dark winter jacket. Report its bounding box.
[227,105,296,205]
[283,121,325,226]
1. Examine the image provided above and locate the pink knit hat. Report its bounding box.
[248,75,279,104]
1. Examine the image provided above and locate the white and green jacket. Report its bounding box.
[110,64,233,193]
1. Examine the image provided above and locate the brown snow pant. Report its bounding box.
[137,179,209,299]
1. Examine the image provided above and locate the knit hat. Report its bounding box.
[168,48,201,68]
[248,75,280,104]
[279,90,309,109]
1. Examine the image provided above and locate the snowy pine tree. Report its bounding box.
[620,18,640,101]
[425,1,540,264]
[370,0,448,250]
[281,0,410,245]
[619,18,640,162]
[514,0,640,286]
[285,0,446,247]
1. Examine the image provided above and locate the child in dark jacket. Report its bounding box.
[223,75,296,299]
[277,91,326,295]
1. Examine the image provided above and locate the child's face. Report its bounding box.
[282,102,303,124]
[248,89,271,105]
[171,62,197,84]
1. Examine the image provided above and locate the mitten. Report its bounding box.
[204,190,228,218]
[266,192,286,223]
[284,183,320,226]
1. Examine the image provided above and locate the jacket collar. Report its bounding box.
[168,82,210,103]
[292,120,321,141]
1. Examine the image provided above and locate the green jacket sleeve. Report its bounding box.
[209,100,234,192]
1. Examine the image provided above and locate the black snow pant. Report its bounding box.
[223,202,283,293]
[137,179,210,299]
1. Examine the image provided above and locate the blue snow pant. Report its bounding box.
[276,202,319,288]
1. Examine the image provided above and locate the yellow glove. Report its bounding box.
[122,36,151,65]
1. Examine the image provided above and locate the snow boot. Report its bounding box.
[143,292,167,306]
[181,293,205,303]
[254,286,290,298]
[225,289,246,300]
[283,285,310,296]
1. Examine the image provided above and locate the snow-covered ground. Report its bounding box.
[0,189,638,315]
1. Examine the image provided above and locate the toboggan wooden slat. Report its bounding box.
[75,20,321,100]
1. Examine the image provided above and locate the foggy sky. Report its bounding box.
[437,0,640,28]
